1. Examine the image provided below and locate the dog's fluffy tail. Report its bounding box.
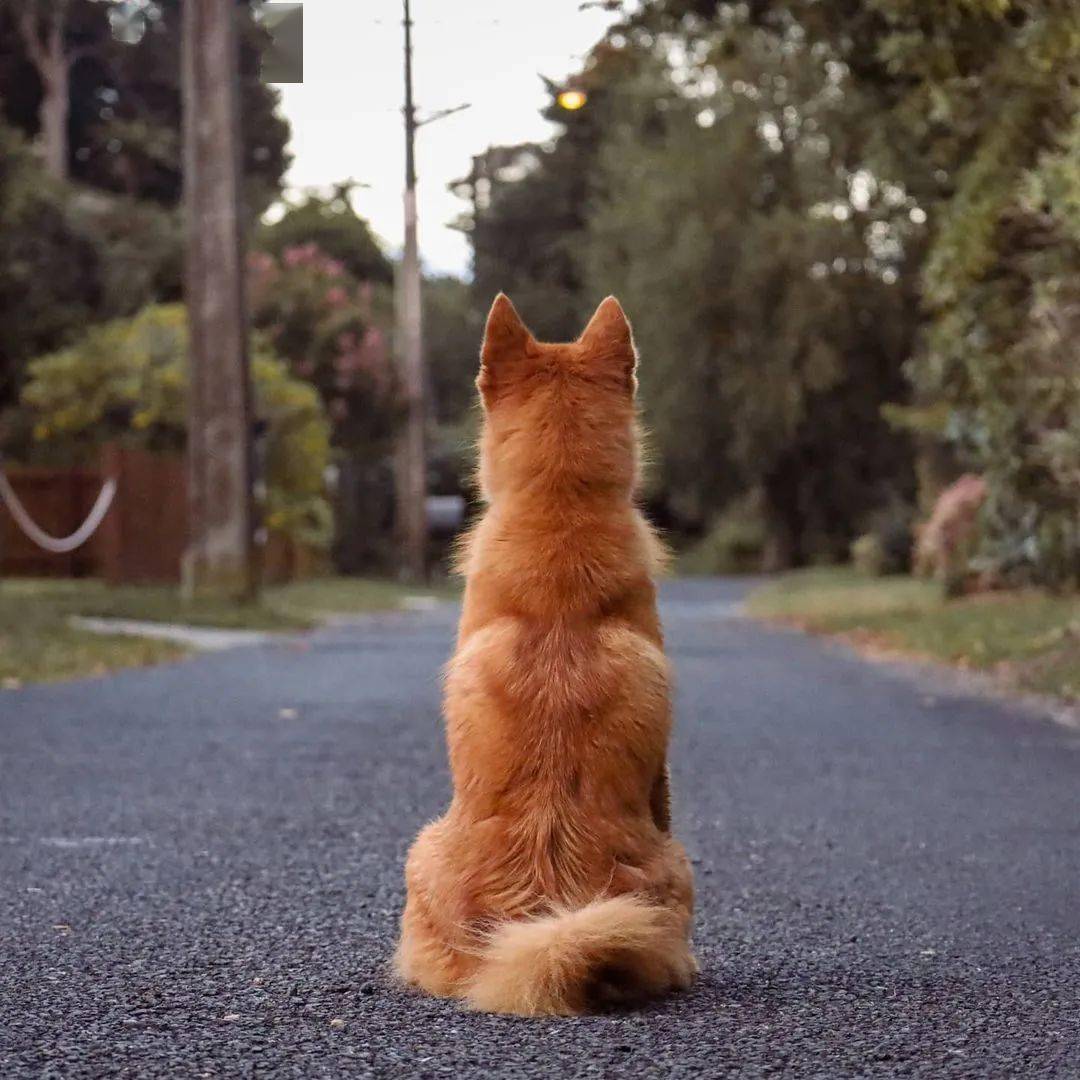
[465,895,693,1016]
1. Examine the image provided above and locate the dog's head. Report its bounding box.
[476,293,639,503]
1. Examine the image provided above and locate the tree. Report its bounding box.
[866,0,1080,586]
[458,6,920,564]
[0,0,289,213]
[583,14,920,562]
[424,274,482,428]
[248,244,398,459]
[422,274,484,499]
[453,42,648,342]
[0,120,194,463]
[258,186,393,285]
[0,122,101,450]
[4,0,88,179]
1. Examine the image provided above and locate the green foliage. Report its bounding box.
[248,245,398,458]
[458,139,589,343]
[578,11,917,560]
[0,122,183,356]
[680,495,767,575]
[423,274,484,500]
[0,123,101,427]
[22,304,333,546]
[252,354,334,549]
[456,0,1077,584]
[424,275,483,426]
[850,534,887,577]
[850,502,914,578]
[0,0,287,446]
[867,501,915,576]
[0,0,290,213]
[68,190,183,316]
[257,188,393,284]
[879,2,1080,588]
[454,44,648,342]
[0,122,184,455]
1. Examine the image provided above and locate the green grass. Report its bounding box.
[74,583,314,631]
[0,579,186,686]
[747,567,1080,702]
[266,576,459,621]
[0,575,457,687]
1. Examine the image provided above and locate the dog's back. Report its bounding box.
[396,294,696,1015]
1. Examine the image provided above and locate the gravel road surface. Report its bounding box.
[2,579,1077,1077]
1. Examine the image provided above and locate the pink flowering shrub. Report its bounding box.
[248,245,397,454]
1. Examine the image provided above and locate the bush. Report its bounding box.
[909,103,1080,591]
[256,190,393,285]
[0,125,101,426]
[876,508,914,574]
[22,304,332,547]
[680,496,767,575]
[850,534,886,577]
[851,502,915,577]
[69,191,183,319]
[0,125,189,459]
[248,245,398,457]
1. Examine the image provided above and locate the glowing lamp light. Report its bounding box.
[557,89,588,111]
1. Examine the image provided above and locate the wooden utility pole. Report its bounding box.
[396,0,428,581]
[181,0,257,601]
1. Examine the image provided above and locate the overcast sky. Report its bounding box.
[273,0,623,277]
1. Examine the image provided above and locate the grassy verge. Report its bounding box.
[0,576,457,687]
[0,579,187,686]
[265,576,459,622]
[747,567,1080,703]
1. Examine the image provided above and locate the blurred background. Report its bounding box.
[0,0,1076,695]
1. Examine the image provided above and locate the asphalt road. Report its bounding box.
[2,579,1078,1078]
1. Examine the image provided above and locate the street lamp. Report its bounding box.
[557,88,588,111]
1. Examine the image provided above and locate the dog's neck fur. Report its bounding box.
[459,490,656,632]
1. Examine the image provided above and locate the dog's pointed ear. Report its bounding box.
[480,293,532,371]
[579,296,636,388]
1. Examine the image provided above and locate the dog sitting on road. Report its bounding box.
[395,293,696,1016]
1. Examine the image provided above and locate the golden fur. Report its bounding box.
[395,293,696,1016]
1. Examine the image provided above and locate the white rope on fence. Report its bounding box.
[0,470,117,555]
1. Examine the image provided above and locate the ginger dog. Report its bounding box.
[395,294,695,1016]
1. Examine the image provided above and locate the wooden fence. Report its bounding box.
[0,464,105,577]
[1,445,309,584]
[97,444,188,584]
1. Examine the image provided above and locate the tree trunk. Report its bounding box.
[180,0,257,601]
[39,59,69,180]
[18,5,71,181]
